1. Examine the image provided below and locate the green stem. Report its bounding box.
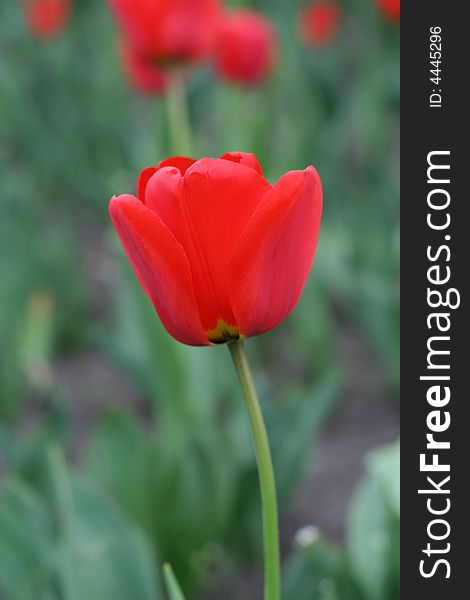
[47,445,77,600]
[229,341,281,600]
[165,70,193,156]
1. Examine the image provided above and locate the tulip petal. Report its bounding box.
[137,157,195,208]
[157,156,196,175]
[220,152,264,176]
[227,166,322,337]
[137,166,157,200]
[109,194,207,346]
[143,166,187,244]
[182,158,271,331]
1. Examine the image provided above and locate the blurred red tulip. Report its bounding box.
[109,0,222,65]
[109,152,322,345]
[23,0,71,39]
[215,10,277,86]
[120,43,167,95]
[299,1,340,47]
[375,0,400,21]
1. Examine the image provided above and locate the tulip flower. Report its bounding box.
[120,43,167,95]
[23,0,71,39]
[375,0,400,21]
[108,0,222,65]
[110,152,322,599]
[215,10,277,86]
[109,152,322,346]
[299,1,341,47]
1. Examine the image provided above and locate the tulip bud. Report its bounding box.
[23,0,71,39]
[299,1,341,48]
[375,0,400,22]
[215,10,277,86]
[109,0,222,66]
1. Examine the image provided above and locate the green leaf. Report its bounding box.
[283,538,360,600]
[346,441,400,600]
[268,372,342,505]
[367,440,400,519]
[85,410,155,534]
[347,477,390,600]
[66,476,161,600]
[162,563,186,600]
[0,479,55,599]
[16,290,55,391]
[86,409,239,588]
[0,448,163,600]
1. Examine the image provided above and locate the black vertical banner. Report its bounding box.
[401,3,467,598]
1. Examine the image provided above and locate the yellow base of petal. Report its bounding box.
[206,319,241,344]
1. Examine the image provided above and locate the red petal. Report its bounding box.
[157,156,196,175]
[182,158,271,331]
[220,152,264,176]
[215,10,277,85]
[137,157,195,201]
[227,166,322,337]
[120,43,167,95]
[143,166,186,244]
[109,194,207,346]
[110,0,221,62]
[137,166,157,200]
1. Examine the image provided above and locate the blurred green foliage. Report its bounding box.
[1,0,399,597]
[0,446,162,600]
[283,440,400,600]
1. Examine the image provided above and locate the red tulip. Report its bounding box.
[108,0,222,65]
[109,153,322,346]
[120,43,167,95]
[215,10,277,86]
[375,0,400,21]
[299,1,340,47]
[23,0,71,39]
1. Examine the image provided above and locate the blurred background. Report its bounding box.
[0,0,399,598]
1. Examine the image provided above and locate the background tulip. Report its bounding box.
[215,10,277,86]
[109,153,322,346]
[299,1,341,47]
[23,0,71,39]
[375,0,400,22]
[108,0,222,65]
[119,43,167,95]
